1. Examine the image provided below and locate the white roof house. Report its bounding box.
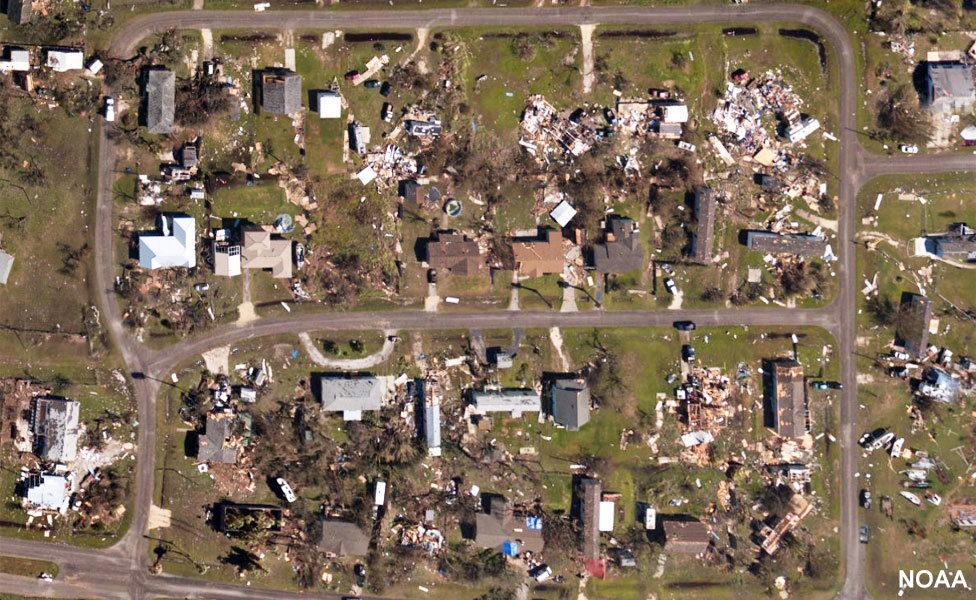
[356,166,377,185]
[317,91,342,119]
[24,473,69,511]
[786,117,820,143]
[45,49,84,72]
[598,500,615,532]
[139,215,196,269]
[661,104,689,124]
[0,48,30,72]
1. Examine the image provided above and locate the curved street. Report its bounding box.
[2,5,974,600]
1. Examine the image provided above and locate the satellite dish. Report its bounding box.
[274,213,294,233]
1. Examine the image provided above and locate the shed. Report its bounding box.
[316,90,342,119]
[550,200,578,227]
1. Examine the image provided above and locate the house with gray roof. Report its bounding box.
[261,69,302,114]
[769,359,807,439]
[745,231,827,257]
[926,62,975,113]
[316,374,391,421]
[592,217,643,273]
[319,519,370,556]
[927,223,976,261]
[31,397,81,462]
[145,69,175,134]
[23,473,68,511]
[197,409,242,464]
[899,293,933,358]
[6,0,31,24]
[691,188,717,264]
[473,495,544,555]
[550,379,590,431]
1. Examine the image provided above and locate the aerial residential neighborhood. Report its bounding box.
[0,1,974,600]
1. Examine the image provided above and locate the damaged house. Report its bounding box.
[578,477,602,561]
[592,217,643,273]
[30,397,81,463]
[691,188,717,264]
[512,228,564,277]
[426,232,481,277]
[745,231,827,257]
[926,223,976,261]
[260,69,302,115]
[926,62,976,114]
[197,408,243,464]
[316,374,391,421]
[768,359,808,439]
[473,495,544,556]
[470,388,541,418]
[899,293,933,359]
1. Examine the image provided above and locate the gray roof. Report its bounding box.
[197,411,241,464]
[663,519,710,555]
[579,478,601,560]
[6,0,31,24]
[746,231,827,257]
[473,496,544,554]
[592,217,643,273]
[927,62,976,111]
[317,375,386,418]
[771,359,806,439]
[0,250,13,284]
[900,293,932,358]
[319,520,370,556]
[471,388,541,416]
[31,397,81,462]
[424,402,441,451]
[261,70,302,114]
[930,223,976,258]
[550,379,590,431]
[146,69,175,134]
[691,188,717,264]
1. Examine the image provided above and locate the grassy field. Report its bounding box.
[0,557,59,578]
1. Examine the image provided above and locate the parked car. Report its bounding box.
[427,268,437,284]
[860,489,872,509]
[648,88,671,99]
[889,366,909,378]
[294,243,306,269]
[899,144,919,154]
[858,428,886,448]
[811,381,829,391]
[603,107,617,126]
[826,381,843,390]
[529,564,553,582]
[364,79,381,89]
[682,344,696,362]
[673,321,696,331]
[380,81,392,96]
[193,283,210,292]
[859,525,869,544]
[104,97,115,122]
[382,102,394,123]
[344,70,360,81]
[276,477,297,503]
[664,278,678,295]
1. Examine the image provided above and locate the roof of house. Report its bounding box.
[900,293,933,358]
[6,0,31,24]
[424,401,441,452]
[241,229,292,278]
[692,188,717,264]
[427,232,480,276]
[213,243,242,277]
[317,375,388,419]
[550,379,590,431]
[317,90,341,119]
[31,397,81,462]
[25,473,68,510]
[593,217,643,273]
[471,389,541,415]
[931,223,976,257]
[663,519,710,555]
[399,180,424,204]
[262,70,302,114]
[45,48,83,72]
[771,359,806,439]
[145,69,175,134]
[745,231,827,257]
[579,478,601,560]
[319,520,370,556]
[550,200,578,227]
[928,62,976,106]
[0,250,13,284]
[474,495,544,554]
[512,228,564,277]
[197,410,241,464]
[139,215,196,269]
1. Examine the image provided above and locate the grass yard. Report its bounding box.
[0,557,59,578]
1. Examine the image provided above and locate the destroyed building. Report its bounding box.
[512,228,564,277]
[145,68,175,135]
[578,477,601,561]
[470,388,541,418]
[691,188,717,264]
[197,409,243,464]
[30,397,81,463]
[260,69,302,115]
[316,374,391,421]
[899,293,933,359]
[473,495,544,556]
[662,519,711,556]
[745,231,827,257]
[926,62,976,114]
[919,368,960,403]
[241,229,292,279]
[405,118,443,138]
[319,519,371,557]
[769,359,807,439]
[426,232,481,276]
[760,494,813,555]
[214,502,283,534]
[550,379,590,431]
[592,217,643,273]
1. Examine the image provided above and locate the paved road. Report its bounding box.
[3,5,975,600]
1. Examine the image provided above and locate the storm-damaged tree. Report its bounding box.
[876,84,932,145]
[176,73,235,127]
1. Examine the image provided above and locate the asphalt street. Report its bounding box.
[1,5,974,600]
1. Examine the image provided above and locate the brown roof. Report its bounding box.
[691,188,717,264]
[513,229,563,277]
[241,229,292,278]
[663,519,710,555]
[771,359,807,439]
[319,520,370,556]
[579,478,601,560]
[473,496,544,554]
[427,232,481,276]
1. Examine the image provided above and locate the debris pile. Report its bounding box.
[519,95,594,163]
[673,366,739,465]
[362,145,419,190]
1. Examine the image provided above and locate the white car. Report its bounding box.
[276,477,297,503]
[868,431,895,452]
[104,97,115,122]
[664,278,678,295]
[892,351,910,361]
[899,491,921,506]
[899,144,918,154]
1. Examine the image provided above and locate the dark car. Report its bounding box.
[811,381,829,391]
[344,70,360,81]
[364,79,381,89]
[427,269,437,284]
[826,381,843,390]
[682,344,696,362]
[889,366,909,378]
[673,321,696,332]
[858,428,887,448]
[380,81,392,96]
[603,107,617,126]
[859,525,869,544]
[860,489,872,509]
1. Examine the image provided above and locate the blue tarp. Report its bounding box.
[502,541,519,556]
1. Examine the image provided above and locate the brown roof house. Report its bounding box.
[512,228,564,277]
[426,232,481,276]
[691,188,717,264]
[474,495,544,556]
[319,519,371,556]
[769,359,807,439]
[242,229,292,279]
[663,519,711,556]
[592,217,643,273]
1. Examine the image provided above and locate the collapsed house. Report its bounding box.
[919,367,960,403]
[676,367,736,464]
[760,493,814,555]
[31,397,81,463]
[214,502,283,534]
[519,95,593,162]
[473,495,544,556]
